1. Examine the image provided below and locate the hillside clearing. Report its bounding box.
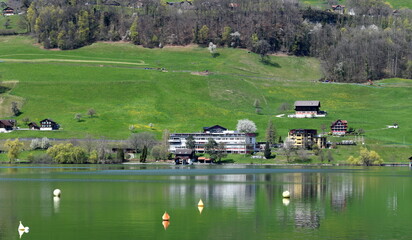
[0,36,410,161]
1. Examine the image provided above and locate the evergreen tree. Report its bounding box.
[116,149,125,162]
[140,145,148,163]
[265,119,276,145]
[264,141,271,159]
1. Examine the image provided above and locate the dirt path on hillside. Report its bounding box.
[0,58,146,65]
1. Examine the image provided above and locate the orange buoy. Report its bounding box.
[162,211,170,221]
[162,220,170,230]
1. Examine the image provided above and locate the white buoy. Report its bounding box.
[282,191,290,198]
[53,189,61,197]
[282,198,290,206]
[18,221,29,232]
[18,221,29,238]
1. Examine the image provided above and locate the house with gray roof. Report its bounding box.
[288,101,326,118]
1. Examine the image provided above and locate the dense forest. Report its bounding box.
[11,0,412,82]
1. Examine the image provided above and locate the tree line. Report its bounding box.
[18,0,412,82]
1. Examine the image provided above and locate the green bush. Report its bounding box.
[47,143,87,164]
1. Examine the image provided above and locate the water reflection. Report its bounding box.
[282,198,290,206]
[166,169,362,230]
[169,174,256,211]
[53,196,60,213]
[0,166,409,240]
[162,220,170,230]
[293,207,321,229]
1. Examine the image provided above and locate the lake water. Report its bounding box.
[1,164,411,240]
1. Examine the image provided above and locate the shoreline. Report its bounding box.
[122,162,411,167]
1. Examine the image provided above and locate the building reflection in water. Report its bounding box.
[167,170,360,229]
[169,174,256,212]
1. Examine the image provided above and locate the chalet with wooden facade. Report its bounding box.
[0,119,16,132]
[289,101,326,118]
[331,120,348,135]
[169,125,257,154]
[174,149,195,164]
[40,119,59,130]
[287,129,326,149]
[3,7,14,16]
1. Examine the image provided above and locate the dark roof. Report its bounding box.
[175,149,193,155]
[28,121,39,127]
[3,7,14,11]
[203,125,227,131]
[40,118,57,124]
[289,129,318,134]
[0,120,13,127]
[294,101,320,107]
[331,119,348,127]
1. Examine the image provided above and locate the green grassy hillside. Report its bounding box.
[0,15,27,34]
[0,36,411,153]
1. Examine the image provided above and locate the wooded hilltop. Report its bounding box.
[13,0,412,82]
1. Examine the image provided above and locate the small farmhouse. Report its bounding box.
[331,5,345,14]
[287,129,326,149]
[0,119,16,132]
[331,120,348,135]
[289,101,326,118]
[3,7,14,16]
[28,122,40,130]
[40,119,59,130]
[174,149,195,164]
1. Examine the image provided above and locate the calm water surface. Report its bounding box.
[0,164,411,240]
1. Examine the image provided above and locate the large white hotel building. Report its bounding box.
[168,125,257,154]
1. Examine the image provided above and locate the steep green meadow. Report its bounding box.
[0,36,411,156]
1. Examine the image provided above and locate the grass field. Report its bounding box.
[0,15,27,34]
[0,35,411,162]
